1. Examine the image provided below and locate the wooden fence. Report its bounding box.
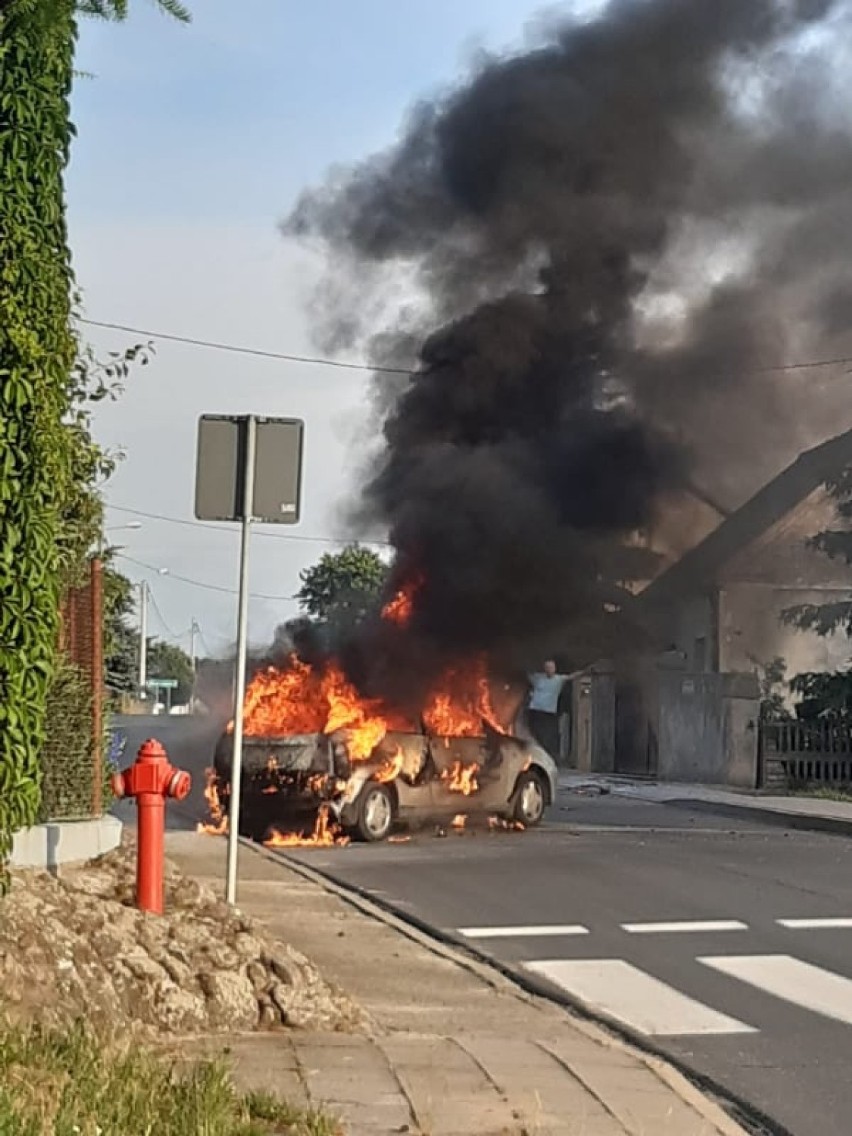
[760,720,852,786]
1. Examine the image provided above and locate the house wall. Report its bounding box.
[657,592,718,673]
[718,584,851,682]
[657,670,759,787]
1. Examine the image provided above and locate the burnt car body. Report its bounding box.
[212,724,558,842]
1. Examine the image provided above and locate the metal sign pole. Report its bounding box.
[225,415,257,905]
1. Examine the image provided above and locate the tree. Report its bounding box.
[757,657,792,723]
[103,563,138,698]
[147,640,194,705]
[785,467,852,638]
[790,670,852,721]
[296,546,389,639]
[76,1,191,22]
[0,0,190,885]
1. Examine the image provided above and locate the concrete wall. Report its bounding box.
[657,671,759,788]
[11,815,122,871]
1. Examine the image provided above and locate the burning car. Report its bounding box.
[211,719,557,842]
[199,584,557,845]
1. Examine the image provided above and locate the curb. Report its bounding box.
[664,797,852,837]
[239,837,788,1136]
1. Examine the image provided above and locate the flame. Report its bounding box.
[197,768,228,835]
[241,655,390,761]
[381,575,423,628]
[489,816,525,832]
[374,746,404,784]
[263,804,351,848]
[197,632,527,845]
[422,658,505,736]
[451,814,467,829]
[382,588,414,627]
[442,761,479,796]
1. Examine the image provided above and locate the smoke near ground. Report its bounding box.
[284,0,852,704]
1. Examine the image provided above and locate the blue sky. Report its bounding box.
[70,1,583,225]
[68,1,591,658]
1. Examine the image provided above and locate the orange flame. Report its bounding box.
[374,746,404,784]
[489,816,525,832]
[382,588,414,627]
[197,768,228,835]
[263,804,351,848]
[241,656,390,761]
[442,761,479,796]
[422,658,505,737]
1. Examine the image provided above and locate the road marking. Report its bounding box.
[700,955,852,1025]
[523,959,756,1036]
[622,920,748,934]
[458,924,589,939]
[777,918,852,930]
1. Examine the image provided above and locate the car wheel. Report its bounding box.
[353,782,395,842]
[513,770,546,827]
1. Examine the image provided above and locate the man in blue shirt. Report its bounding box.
[527,660,567,758]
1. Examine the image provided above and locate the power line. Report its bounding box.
[146,586,184,641]
[78,315,852,379]
[78,317,413,377]
[117,553,299,603]
[106,503,393,548]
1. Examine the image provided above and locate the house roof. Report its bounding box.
[638,427,852,607]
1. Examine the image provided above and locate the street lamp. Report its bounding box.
[98,521,143,558]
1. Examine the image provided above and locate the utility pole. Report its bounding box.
[189,618,199,671]
[189,618,200,715]
[138,580,148,696]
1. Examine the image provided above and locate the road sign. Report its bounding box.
[194,415,304,524]
[193,414,305,906]
[147,678,178,690]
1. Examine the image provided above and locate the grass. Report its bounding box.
[0,1021,340,1136]
[791,784,852,802]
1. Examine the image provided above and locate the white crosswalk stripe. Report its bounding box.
[777,917,852,929]
[523,958,757,1037]
[700,954,852,1025]
[458,918,852,1038]
[622,919,748,934]
[458,924,589,939]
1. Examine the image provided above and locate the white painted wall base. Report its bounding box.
[11,815,123,870]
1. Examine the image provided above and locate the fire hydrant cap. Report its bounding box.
[139,738,168,760]
[168,770,192,801]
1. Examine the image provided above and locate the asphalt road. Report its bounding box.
[286,798,852,1136]
[110,713,223,831]
[113,716,852,1136]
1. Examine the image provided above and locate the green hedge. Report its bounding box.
[0,0,77,883]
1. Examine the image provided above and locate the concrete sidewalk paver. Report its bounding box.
[166,831,748,1136]
[378,1035,519,1135]
[458,1036,627,1135]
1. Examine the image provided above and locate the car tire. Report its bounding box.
[352,782,395,842]
[513,769,546,827]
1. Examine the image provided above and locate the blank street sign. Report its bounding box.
[194,415,304,524]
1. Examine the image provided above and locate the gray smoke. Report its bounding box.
[284,0,852,702]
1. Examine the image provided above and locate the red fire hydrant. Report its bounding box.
[111,739,191,915]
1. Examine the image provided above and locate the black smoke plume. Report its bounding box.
[284,0,852,707]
